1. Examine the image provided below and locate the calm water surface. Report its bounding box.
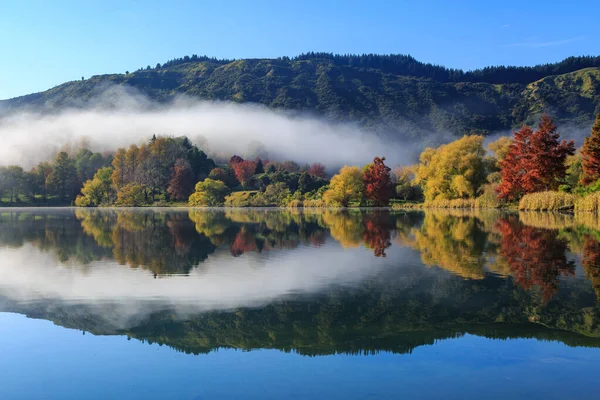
[0,208,599,399]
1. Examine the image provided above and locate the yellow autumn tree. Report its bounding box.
[188,179,231,206]
[415,135,487,201]
[323,166,364,207]
[486,135,513,170]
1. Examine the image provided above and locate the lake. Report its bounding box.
[0,208,599,399]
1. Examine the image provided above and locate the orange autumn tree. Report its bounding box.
[498,115,575,201]
[581,114,600,185]
[363,157,393,206]
[232,160,257,187]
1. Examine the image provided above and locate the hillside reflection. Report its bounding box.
[1,208,600,356]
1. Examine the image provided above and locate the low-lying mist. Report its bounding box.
[0,88,415,170]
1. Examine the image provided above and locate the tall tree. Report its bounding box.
[47,152,78,202]
[416,135,486,201]
[323,166,364,207]
[255,159,265,174]
[32,162,53,201]
[363,157,393,206]
[581,114,600,185]
[498,115,574,200]
[111,148,128,190]
[168,159,195,200]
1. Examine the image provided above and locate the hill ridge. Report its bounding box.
[2,53,600,138]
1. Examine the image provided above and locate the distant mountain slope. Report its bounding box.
[2,54,599,137]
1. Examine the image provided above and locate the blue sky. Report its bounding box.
[0,0,598,99]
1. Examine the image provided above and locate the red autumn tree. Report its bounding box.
[232,160,257,187]
[496,216,575,302]
[498,115,574,200]
[363,156,393,206]
[581,114,600,185]
[167,159,195,200]
[307,163,328,179]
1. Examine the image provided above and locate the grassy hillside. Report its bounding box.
[1,54,599,138]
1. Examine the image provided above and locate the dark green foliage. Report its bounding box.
[75,149,111,183]
[47,152,79,202]
[3,54,599,137]
[255,159,264,174]
[179,138,215,180]
[298,172,327,194]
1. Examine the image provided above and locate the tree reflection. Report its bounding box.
[496,215,575,302]
[362,212,394,257]
[1,208,600,302]
[396,211,489,279]
[582,235,600,301]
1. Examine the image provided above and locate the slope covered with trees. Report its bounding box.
[1,54,599,137]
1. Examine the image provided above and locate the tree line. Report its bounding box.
[0,149,112,205]
[2,113,599,209]
[403,113,600,209]
[140,52,600,85]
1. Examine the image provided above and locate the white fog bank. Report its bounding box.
[0,91,411,169]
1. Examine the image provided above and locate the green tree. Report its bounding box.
[0,166,25,203]
[260,182,291,206]
[189,179,231,206]
[47,152,79,202]
[115,184,147,207]
[32,162,53,201]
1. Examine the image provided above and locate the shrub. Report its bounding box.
[474,183,503,208]
[423,198,477,209]
[115,184,147,207]
[224,191,258,207]
[287,199,303,208]
[303,199,326,208]
[189,179,231,206]
[575,192,600,213]
[518,191,574,211]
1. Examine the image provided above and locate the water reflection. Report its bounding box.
[1,208,600,356]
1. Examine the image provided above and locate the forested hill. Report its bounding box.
[2,53,600,137]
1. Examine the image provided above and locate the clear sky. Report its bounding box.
[0,0,598,99]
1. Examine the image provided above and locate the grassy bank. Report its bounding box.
[518,192,574,211]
